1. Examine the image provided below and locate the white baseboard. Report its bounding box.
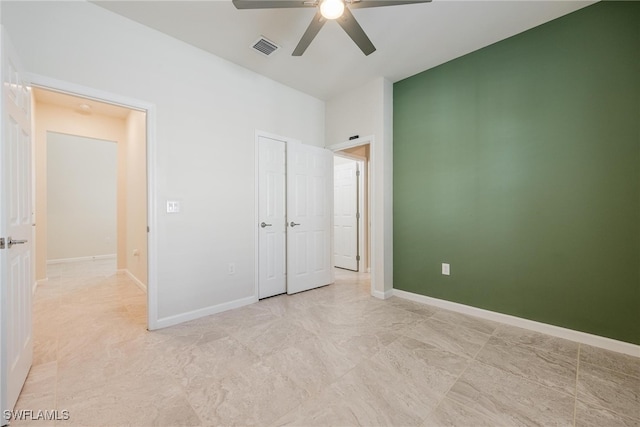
[154,295,257,330]
[393,289,640,358]
[47,254,116,264]
[372,288,394,300]
[33,278,48,294]
[120,269,147,293]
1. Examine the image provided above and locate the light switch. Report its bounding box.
[166,200,180,213]
[442,263,450,276]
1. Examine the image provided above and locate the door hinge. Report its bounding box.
[0,237,5,249]
[356,255,361,261]
[356,212,360,220]
[356,170,361,177]
[147,226,150,233]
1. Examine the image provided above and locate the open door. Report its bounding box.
[286,141,333,294]
[0,28,33,417]
[334,157,360,271]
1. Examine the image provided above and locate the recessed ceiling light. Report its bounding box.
[77,103,93,115]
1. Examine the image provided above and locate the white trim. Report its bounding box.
[333,151,364,162]
[145,100,158,330]
[123,269,147,293]
[25,72,159,331]
[394,289,640,358]
[24,74,148,113]
[46,254,116,264]
[373,289,393,300]
[33,278,47,294]
[328,135,376,298]
[328,135,374,153]
[155,295,257,330]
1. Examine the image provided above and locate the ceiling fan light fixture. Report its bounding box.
[320,0,345,20]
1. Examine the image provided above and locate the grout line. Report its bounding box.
[427,334,491,423]
[573,344,581,426]
[430,356,474,421]
[578,357,640,381]
[471,350,577,398]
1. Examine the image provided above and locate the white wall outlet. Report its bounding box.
[228,263,236,275]
[442,263,450,276]
[166,200,180,213]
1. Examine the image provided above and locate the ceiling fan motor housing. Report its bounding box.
[232,0,431,56]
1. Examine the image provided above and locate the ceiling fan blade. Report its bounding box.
[348,0,431,9]
[336,7,376,56]
[292,11,326,56]
[232,0,316,9]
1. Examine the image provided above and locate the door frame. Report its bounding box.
[328,135,376,297]
[25,73,159,330]
[254,130,300,300]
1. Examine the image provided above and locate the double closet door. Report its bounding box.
[258,136,333,298]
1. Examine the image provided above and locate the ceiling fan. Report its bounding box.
[232,0,431,56]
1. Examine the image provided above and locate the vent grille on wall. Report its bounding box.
[252,37,280,57]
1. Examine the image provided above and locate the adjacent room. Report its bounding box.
[0,1,637,426]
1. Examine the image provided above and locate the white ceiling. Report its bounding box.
[93,0,594,100]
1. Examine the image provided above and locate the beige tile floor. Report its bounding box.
[11,260,640,426]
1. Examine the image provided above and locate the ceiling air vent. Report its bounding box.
[252,36,280,57]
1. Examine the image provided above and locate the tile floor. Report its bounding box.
[10,260,640,426]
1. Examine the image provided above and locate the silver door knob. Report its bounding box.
[260,222,272,228]
[8,237,28,248]
[290,222,300,227]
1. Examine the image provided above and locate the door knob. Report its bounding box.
[290,222,300,227]
[260,222,272,228]
[8,237,28,249]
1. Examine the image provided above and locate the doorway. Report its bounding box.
[334,144,370,274]
[333,154,364,272]
[31,86,149,309]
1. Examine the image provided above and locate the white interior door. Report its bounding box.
[286,141,333,294]
[258,136,286,299]
[333,158,359,271]
[1,28,33,414]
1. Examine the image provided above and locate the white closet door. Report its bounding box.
[258,136,286,299]
[286,141,333,294]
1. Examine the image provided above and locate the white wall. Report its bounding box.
[325,78,393,297]
[2,1,325,325]
[47,132,117,261]
[326,79,380,145]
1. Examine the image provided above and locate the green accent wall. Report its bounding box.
[393,2,640,345]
